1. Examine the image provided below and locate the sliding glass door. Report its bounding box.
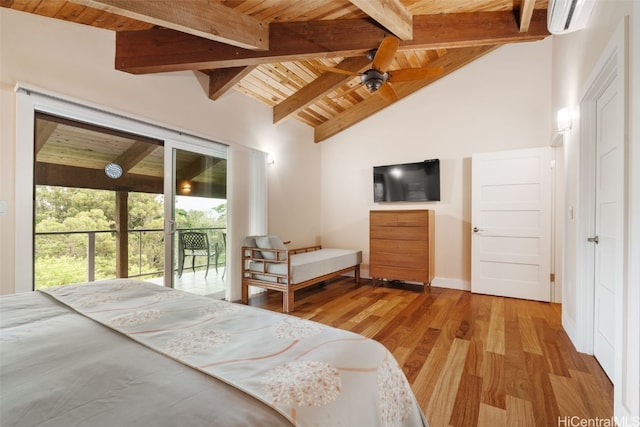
[20,88,228,294]
[164,142,227,297]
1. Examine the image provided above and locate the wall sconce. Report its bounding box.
[557,107,571,132]
[179,180,192,194]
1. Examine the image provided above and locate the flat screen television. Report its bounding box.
[373,159,440,202]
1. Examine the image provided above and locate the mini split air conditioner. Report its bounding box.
[547,0,596,34]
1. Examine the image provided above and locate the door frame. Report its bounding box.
[575,19,627,355]
[574,18,631,417]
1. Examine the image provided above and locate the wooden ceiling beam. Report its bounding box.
[205,66,257,101]
[35,162,163,194]
[35,120,57,155]
[70,0,269,50]
[35,161,225,198]
[516,0,537,32]
[273,56,371,125]
[115,10,549,74]
[349,0,413,40]
[313,45,500,143]
[176,156,223,182]
[113,141,158,173]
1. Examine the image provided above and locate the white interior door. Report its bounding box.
[591,76,622,381]
[471,147,552,301]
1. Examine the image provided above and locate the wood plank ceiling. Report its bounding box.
[2,0,551,143]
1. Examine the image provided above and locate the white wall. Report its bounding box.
[0,8,320,295]
[320,39,553,289]
[551,0,638,419]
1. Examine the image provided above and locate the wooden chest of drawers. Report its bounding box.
[369,210,434,287]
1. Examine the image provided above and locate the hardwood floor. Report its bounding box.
[246,278,613,427]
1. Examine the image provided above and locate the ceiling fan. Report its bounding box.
[316,36,444,102]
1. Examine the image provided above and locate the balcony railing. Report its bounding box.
[34,227,226,288]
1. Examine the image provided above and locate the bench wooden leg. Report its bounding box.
[283,290,294,313]
[354,265,360,284]
[241,282,248,304]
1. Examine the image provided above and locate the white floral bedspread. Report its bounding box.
[41,279,427,427]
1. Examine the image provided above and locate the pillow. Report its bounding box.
[255,235,287,260]
[244,235,264,259]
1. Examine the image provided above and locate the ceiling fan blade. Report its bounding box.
[372,36,400,72]
[387,66,445,82]
[378,83,398,102]
[315,63,361,77]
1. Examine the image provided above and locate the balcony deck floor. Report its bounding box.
[146,266,226,298]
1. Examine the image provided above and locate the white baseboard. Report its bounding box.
[431,277,471,291]
[361,270,471,291]
[562,311,579,352]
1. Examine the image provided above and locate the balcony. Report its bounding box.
[35,227,226,297]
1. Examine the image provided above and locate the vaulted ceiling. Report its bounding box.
[3,0,551,142]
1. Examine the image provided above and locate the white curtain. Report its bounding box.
[248,149,268,235]
[225,146,268,301]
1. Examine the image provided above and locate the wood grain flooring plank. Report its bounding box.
[549,372,591,418]
[533,317,571,377]
[552,326,591,373]
[504,319,533,401]
[427,289,464,331]
[579,354,614,401]
[478,403,506,426]
[426,338,470,426]
[503,296,521,322]
[447,290,472,322]
[517,312,544,355]
[464,318,489,377]
[402,327,441,383]
[571,368,613,419]
[525,352,561,426]
[359,295,416,338]
[506,395,537,427]
[449,372,482,427]
[464,335,486,378]
[480,351,506,409]
[346,313,381,334]
[372,291,435,347]
[486,297,505,355]
[469,293,493,322]
[412,329,454,409]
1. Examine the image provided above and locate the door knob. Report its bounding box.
[587,235,599,244]
[473,227,482,233]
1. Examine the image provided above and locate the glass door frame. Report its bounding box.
[162,138,228,289]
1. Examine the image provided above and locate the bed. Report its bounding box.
[242,235,362,312]
[0,279,427,427]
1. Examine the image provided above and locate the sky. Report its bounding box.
[175,196,225,215]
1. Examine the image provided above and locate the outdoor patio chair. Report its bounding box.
[178,231,214,278]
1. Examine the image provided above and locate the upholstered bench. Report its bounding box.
[241,235,362,312]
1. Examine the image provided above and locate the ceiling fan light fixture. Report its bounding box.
[104,162,123,179]
[361,70,388,93]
